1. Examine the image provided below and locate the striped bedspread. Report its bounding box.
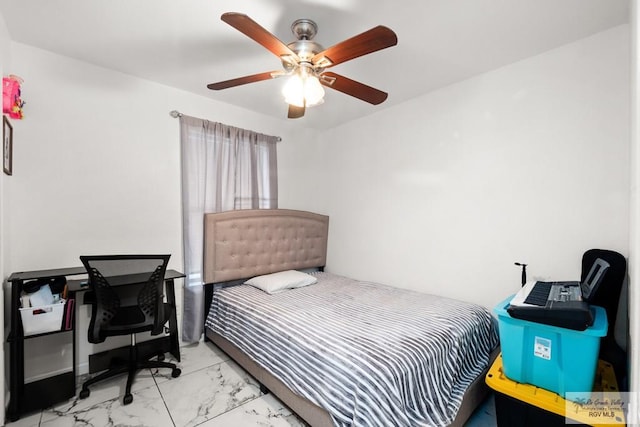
[206,272,499,426]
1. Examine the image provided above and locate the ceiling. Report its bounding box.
[0,0,629,130]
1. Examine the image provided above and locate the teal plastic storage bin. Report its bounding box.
[494,296,607,401]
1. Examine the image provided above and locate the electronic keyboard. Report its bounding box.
[506,258,610,330]
[508,281,593,330]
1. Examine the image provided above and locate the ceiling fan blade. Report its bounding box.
[288,104,305,119]
[312,26,397,68]
[207,71,280,90]
[221,12,297,59]
[320,72,388,105]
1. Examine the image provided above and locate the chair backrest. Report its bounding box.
[80,254,171,343]
[580,249,626,340]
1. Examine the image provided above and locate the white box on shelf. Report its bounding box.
[19,299,66,336]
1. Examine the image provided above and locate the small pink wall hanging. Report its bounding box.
[3,75,24,119]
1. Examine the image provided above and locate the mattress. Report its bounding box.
[206,272,499,426]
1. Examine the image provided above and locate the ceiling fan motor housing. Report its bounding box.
[287,19,324,62]
[291,19,317,40]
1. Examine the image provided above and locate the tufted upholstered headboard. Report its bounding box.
[203,209,329,284]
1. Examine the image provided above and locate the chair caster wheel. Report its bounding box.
[79,389,90,399]
[157,353,165,362]
[123,394,133,405]
[171,368,181,378]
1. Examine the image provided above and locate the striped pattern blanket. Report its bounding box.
[206,272,498,426]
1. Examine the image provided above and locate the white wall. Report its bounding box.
[629,0,639,420]
[314,25,630,310]
[0,8,10,426]
[7,42,320,380]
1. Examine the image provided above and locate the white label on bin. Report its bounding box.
[534,336,551,360]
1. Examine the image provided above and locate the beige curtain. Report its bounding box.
[179,115,278,342]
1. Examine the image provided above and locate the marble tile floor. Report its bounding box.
[6,340,497,427]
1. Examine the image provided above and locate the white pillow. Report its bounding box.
[244,270,317,294]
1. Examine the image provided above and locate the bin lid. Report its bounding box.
[486,354,625,426]
[494,295,608,336]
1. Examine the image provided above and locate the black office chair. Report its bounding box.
[79,255,181,405]
[581,248,627,389]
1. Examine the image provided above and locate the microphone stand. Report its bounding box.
[514,262,527,287]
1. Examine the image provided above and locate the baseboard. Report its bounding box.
[24,366,73,384]
[76,361,90,376]
[88,336,172,373]
[21,336,172,384]
[3,389,8,426]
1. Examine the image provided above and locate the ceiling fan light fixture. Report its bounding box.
[303,75,325,106]
[282,73,305,107]
[282,72,325,108]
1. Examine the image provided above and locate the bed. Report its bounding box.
[202,209,499,427]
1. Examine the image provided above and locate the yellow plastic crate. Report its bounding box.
[486,354,625,427]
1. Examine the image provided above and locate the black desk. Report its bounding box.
[7,267,184,421]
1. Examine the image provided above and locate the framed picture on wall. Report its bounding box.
[3,115,12,176]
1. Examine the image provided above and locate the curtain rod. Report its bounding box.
[169,110,282,142]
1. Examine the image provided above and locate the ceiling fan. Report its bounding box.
[207,12,398,119]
